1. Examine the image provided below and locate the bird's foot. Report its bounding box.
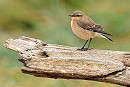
[77,48,93,51]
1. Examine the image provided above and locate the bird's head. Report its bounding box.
[69,10,85,21]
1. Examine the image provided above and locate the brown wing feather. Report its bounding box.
[77,20,112,36]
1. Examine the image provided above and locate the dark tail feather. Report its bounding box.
[103,32,113,36]
[101,34,113,42]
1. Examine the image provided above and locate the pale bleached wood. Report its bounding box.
[4,36,130,86]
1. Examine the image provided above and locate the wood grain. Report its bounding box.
[4,36,130,86]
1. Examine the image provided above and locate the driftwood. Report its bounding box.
[4,36,130,86]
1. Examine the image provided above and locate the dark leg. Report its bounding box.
[77,40,88,50]
[77,38,92,51]
[87,38,92,49]
[81,40,89,49]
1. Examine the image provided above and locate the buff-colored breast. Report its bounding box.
[71,21,97,40]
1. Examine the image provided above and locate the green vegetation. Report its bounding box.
[0,0,129,87]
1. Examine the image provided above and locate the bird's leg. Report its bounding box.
[86,38,92,50]
[77,40,88,50]
[77,38,93,51]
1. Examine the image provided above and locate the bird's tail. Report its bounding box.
[101,34,113,42]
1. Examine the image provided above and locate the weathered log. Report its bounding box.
[4,36,130,86]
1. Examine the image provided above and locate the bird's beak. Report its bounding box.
[69,15,74,17]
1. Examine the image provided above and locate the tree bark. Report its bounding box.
[4,36,130,86]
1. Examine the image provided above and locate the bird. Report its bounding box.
[69,10,113,51]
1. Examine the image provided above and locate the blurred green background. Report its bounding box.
[0,0,129,87]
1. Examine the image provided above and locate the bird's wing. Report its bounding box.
[77,20,112,36]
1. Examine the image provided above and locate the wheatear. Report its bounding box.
[69,10,113,51]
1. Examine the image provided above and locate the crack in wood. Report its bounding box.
[100,68,126,78]
[39,51,49,57]
[18,59,26,66]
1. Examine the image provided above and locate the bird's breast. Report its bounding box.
[71,21,96,40]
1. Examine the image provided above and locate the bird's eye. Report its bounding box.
[76,15,81,17]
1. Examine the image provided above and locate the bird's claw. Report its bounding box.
[77,48,93,51]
